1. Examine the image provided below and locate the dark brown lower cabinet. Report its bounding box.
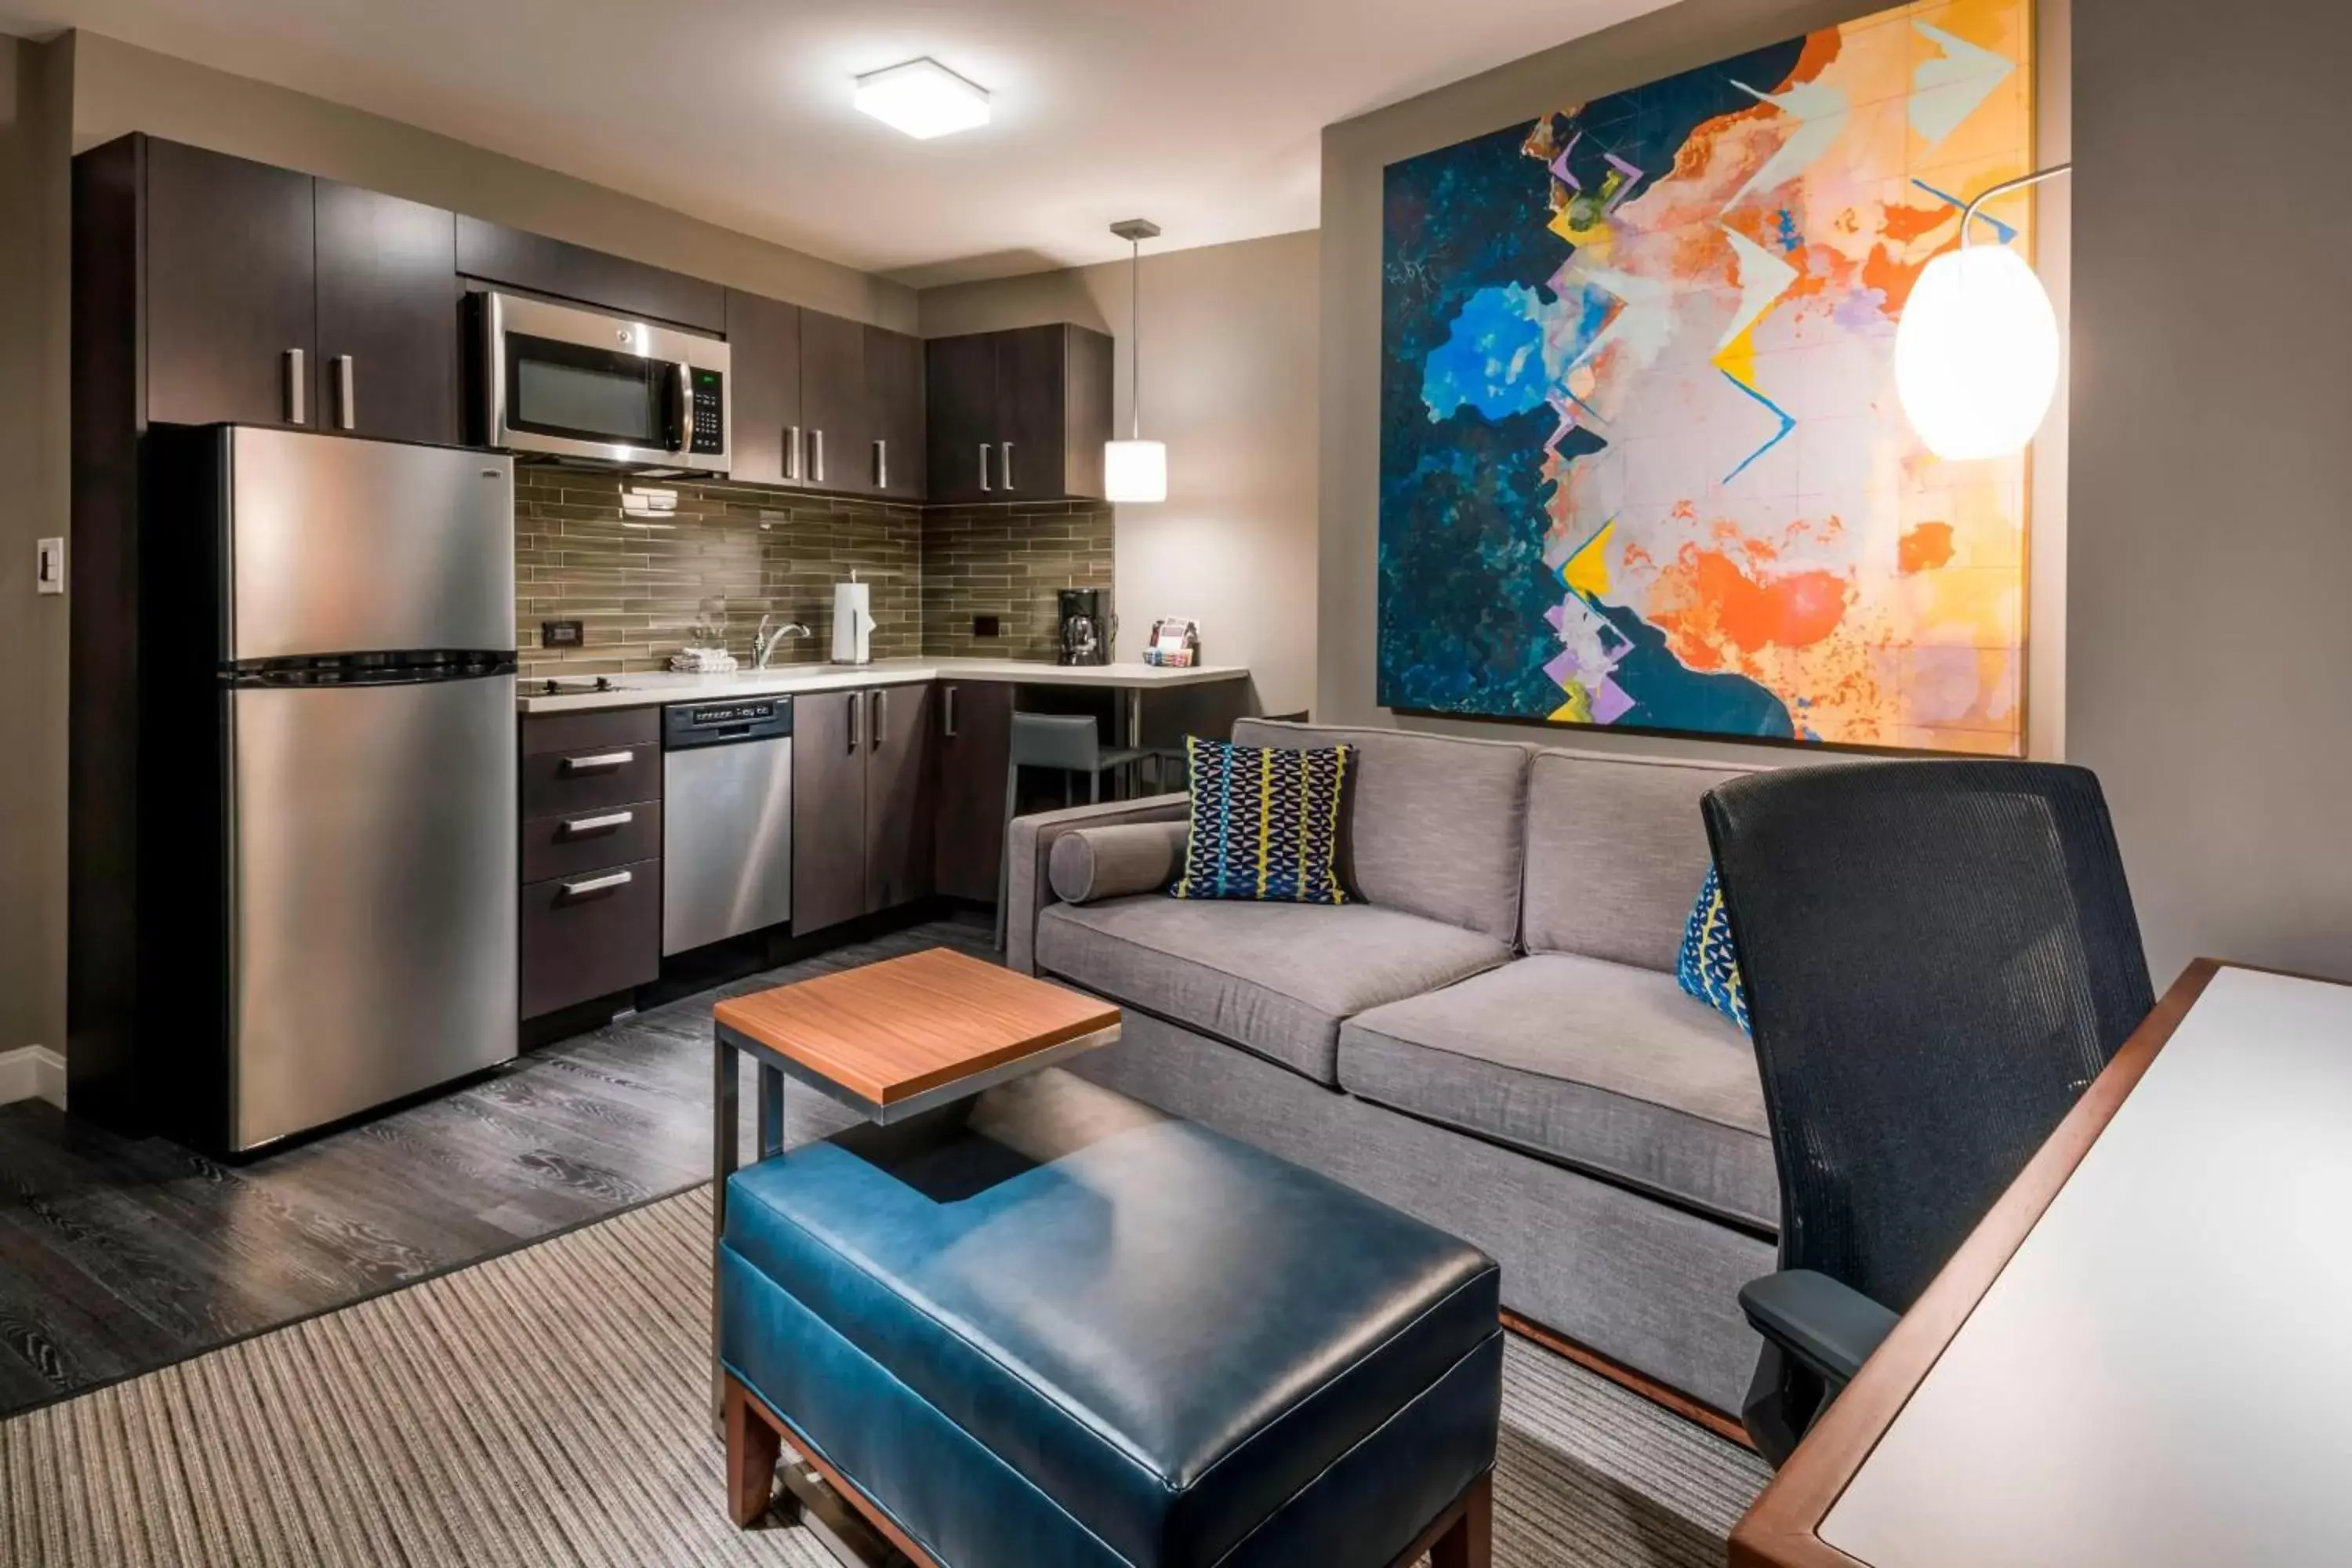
[934,681,1014,902]
[791,691,869,938]
[519,709,662,1021]
[793,684,944,937]
[520,858,661,1019]
[863,684,935,911]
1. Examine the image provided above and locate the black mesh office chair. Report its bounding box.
[1700,760,2154,1465]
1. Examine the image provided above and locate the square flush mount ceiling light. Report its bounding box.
[854,58,990,140]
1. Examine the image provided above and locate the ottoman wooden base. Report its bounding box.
[728,1373,1492,1568]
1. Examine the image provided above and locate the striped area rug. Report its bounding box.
[0,1188,1765,1567]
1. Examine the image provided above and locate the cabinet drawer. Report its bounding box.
[521,799,662,884]
[521,858,660,1019]
[521,742,659,817]
[521,706,659,756]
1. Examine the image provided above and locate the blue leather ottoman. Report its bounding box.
[718,1069,1502,1568]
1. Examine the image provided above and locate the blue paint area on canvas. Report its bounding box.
[1377,34,1804,732]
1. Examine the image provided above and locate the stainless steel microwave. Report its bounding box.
[473,290,731,474]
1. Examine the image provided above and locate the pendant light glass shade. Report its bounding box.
[1104,438,1167,503]
[1105,219,1167,503]
[1895,245,2060,460]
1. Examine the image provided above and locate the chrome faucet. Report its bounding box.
[752,615,812,670]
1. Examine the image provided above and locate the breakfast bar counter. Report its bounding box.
[515,657,1249,715]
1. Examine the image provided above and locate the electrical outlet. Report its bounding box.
[541,619,585,649]
[34,537,64,595]
[973,615,1002,638]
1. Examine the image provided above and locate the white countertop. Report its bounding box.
[514,657,1249,714]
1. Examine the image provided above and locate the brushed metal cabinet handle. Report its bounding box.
[785,426,801,481]
[874,438,887,491]
[559,811,633,837]
[847,690,858,753]
[872,688,887,747]
[285,348,306,426]
[1000,441,1014,491]
[811,428,825,485]
[333,354,355,430]
[978,443,993,493]
[943,684,958,738]
[561,870,633,898]
[560,751,633,774]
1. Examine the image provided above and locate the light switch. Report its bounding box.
[34,537,63,595]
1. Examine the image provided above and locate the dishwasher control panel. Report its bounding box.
[662,697,793,750]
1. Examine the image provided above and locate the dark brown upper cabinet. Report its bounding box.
[84,136,462,442]
[723,289,804,487]
[924,324,1113,504]
[143,139,319,430]
[797,308,870,495]
[315,180,461,445]
[865,325,926,502]
[453,215,725,332]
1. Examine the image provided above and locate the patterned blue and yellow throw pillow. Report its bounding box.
[1169,736,1353,904]
[1676,866,1751,1035]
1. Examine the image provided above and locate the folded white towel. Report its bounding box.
[668,648,740,674]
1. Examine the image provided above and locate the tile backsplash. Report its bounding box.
[515,469,1109,675]
[922,501,1115,662]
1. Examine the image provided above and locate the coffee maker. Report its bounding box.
[1058,588,1112,666]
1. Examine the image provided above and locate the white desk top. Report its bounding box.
[1821,966,2352,1568]
[514,657,1248,714]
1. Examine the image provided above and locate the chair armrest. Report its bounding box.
[1738,1269,1899,1388]
[1004,794,1189,975]
[1050,822,1188,906]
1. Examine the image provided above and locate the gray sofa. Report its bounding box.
[1004,719,1776,1417]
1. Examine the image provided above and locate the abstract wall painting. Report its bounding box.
[1378,0,2034,753]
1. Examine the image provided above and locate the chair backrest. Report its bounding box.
[1702,760,2153,1312]
[1010,713,1104,773]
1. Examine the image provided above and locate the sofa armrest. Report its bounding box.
[1004,794,1189,975]
[1051,822,1189,906]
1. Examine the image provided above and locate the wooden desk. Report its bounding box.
[1733,960,2352,1567]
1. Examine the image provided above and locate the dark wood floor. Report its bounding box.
[0,913,994,1419]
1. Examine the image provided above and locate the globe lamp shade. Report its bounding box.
[1894,245,2061,460]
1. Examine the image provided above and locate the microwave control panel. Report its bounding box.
[688,368,725,457]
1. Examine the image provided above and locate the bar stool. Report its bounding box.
[994,713,1154,948]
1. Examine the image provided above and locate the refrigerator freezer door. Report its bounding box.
[227,674,519,1149]
[228,427,514,660]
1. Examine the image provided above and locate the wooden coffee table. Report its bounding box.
[710,946,1121,1225]
[709,947,1120,1563]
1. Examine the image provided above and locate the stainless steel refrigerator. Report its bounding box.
[146,426,519,1152]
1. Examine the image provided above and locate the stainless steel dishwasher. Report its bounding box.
[662,697,793,956]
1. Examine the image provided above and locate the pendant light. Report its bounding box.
[1104,219,1167,503]
[1894,164,2071,460]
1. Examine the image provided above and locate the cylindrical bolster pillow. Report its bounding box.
[1049,821,1189,905]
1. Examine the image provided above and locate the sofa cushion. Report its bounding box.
[1036,895,1512,1085]
[1519,749,1754,969]
[1049,821,1189,905]
[1338,953,1777,1229]
[1232,720,1531,945]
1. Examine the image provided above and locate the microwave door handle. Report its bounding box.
[672,362,694,456]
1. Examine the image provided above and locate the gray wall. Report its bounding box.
[1316,0,2071,767]
[0,34,72,1068]
[920,230,1321,717]
[2067,0,2352,984]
